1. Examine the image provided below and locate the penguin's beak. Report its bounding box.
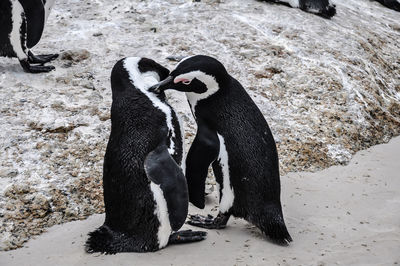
[149,76,173,93]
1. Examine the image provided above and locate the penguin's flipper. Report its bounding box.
[185,121,220,209]
[19,0,45,48]
[168,230,207,244]
[144,144,188,232]
[187,213,231,229]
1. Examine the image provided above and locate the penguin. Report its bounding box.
[85,57,206,254]
[372,0,400,11]
[150,55,292,245]
[260,0,336,18]
[0,0,58,73]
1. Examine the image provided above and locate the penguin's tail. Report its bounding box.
[85,225,151,254]
[85,225,119,254]
[253,203,293,245]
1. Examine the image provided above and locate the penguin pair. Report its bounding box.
[0,0,57,73]
[260,0,336,19]
[150,55,293,245]
[85,57,206,254]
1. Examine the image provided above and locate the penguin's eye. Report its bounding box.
[174,77,192,85]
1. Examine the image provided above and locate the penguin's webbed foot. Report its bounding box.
[187,213,230,229]
[28,51,59,64]
[168,230,207,244]
[19,59,55,73]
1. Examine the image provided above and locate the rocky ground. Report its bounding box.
[0,0,399,250]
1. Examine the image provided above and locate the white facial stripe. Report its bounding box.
[174,70,219,113]
[9,0,27,60]
[123,57,176,155]
[150,182,172,249]
[216,134,235,213]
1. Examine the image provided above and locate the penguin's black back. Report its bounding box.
[104,61,165,249]
[88,59,182,253]
[194,75,292,243]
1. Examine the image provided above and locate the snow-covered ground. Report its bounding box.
[0,0,399,250]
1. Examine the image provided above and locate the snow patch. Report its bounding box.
[327,144,352,164]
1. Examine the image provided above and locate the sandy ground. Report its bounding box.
[1,137,399,266]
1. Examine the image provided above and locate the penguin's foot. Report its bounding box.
[168,230,207,244]
[187,213,230,229]
[19,59,55,73]
[28,51,59,64]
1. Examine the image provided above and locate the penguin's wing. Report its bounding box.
[185,121,220,209]
[19,0,45,48]
[144,144,188,231]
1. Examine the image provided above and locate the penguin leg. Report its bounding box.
[19,59,55,73]
[28,51,58,64]
[168,230,207,244]
[185,121,220,209]
[187,212,231,229]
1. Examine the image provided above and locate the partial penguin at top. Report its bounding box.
[372,0,400,11]
[0,0,58,73]
[85,57,206,254]
[260,0,336,18]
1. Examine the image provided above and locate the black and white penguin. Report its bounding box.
[85,57,206,254]
[150,55,292,245]
[0,0,58,73]
[260,0,336,18]
[372,0,400,11]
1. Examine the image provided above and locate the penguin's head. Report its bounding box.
[137,57,170,84]
[112,57,170,97]
[149,55,229,98]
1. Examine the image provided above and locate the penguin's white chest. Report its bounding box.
[216,134,235,213]
[9,0,26,59]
